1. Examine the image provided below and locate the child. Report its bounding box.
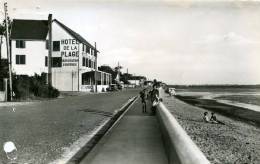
[140,89,147,113]
[203,112,210,123]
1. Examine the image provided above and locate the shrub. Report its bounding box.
[12,74,59,99]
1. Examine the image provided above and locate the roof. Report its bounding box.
[53,19,98,52]
[11,19,48,40]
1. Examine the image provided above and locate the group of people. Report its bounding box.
[139,81,160,115]
[203,112,225,125]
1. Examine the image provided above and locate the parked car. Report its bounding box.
[107,84,118,91]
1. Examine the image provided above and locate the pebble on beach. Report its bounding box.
[163,95,260,164]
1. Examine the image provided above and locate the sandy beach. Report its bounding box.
[162,93,260,164]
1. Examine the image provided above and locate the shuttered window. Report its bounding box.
[16,40,26,48]
[16,55,26,64]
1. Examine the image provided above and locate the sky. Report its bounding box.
[1,0,260,85]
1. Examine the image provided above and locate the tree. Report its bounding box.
[0,24,5,60]
[0,22,8,80]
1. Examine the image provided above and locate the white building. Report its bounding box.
[127,76,146,87]
[8,16,111,92]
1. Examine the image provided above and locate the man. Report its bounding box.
[210,112,225,125]
[150,83,159,115]
[140,89,147,113]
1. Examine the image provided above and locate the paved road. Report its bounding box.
[81,98,168,164]
[0,90,138,164]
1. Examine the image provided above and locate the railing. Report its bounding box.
[156,102,210,164]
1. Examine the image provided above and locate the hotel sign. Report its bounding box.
[61,39,79,67]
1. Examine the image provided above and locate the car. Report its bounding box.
[107,84,118,91]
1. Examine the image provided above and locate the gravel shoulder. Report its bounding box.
[162,93,260,164]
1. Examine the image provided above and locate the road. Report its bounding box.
[0,89,139,164]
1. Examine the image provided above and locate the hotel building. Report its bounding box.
[9,16,111,92]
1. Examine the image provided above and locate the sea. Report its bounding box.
[174,87,260,113]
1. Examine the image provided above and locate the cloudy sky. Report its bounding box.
[1,0,260,84]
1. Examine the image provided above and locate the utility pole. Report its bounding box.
[126,68,128,89]
[4,2,12,101]
[94,42,98,93]
[77,44,80,92]
[47,14,52,86]
[117,62,120,83]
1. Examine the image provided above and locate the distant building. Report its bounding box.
[127,76,146,87]
[144,80,153,86]
[7,16,111,92]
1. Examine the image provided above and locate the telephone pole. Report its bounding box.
[4,2,13,101]
[94,42,98,93]
[117,62,121,82]
[47,14,52,86]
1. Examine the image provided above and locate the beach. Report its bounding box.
[162,92,260,164]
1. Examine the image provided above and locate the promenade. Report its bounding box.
[81,98,168,164]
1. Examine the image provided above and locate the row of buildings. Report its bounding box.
[1,14,112,92]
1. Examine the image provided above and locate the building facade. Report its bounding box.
[9,17,111,92]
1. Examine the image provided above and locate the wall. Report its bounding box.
[0,36,7,59]
[128,80,140,86]
[51,21,97,91]
[51,21,79,91]
[0,92,5,101]
[11,40,48,75]
[0,79,7,102]
[156,89,210,164]
[81,85,109,92]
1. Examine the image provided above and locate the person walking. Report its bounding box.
[150,83,159,115]
[140,89,147,113]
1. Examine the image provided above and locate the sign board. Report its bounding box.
[61,39,79,67]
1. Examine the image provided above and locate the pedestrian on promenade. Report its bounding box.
[140,89,147,113]
[150,83,159,115]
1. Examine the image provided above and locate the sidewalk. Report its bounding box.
[80,99,168,164]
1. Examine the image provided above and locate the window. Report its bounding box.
[82,57,86,66]
[45,56,48,67]
[16,40,25,48]
[86,47,90,54]
[52,57,62,67]
[86,58,89,67]
[82,45,85,52]
[88,59,91,68]
[46,40,49,49]
[16,55,26,64]
[53,41,60,51]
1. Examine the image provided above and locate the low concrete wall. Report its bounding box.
[80,85,109,92]
[156,102,210,164]
[0,91,6,101]
[0,79,7,102]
